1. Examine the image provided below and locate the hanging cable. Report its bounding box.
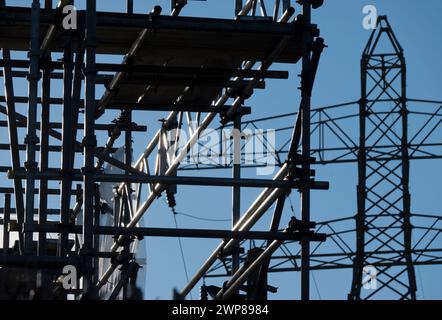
[413,234,426,299]
[175,211,231,223]
[162,197,230,223]
[172,210,194,300]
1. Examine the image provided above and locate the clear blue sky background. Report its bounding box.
[2,0,442,300]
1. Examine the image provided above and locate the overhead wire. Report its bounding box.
[172,212,194,300]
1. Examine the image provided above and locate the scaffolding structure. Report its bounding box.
[0,1,440,301]
[0,0,331,300]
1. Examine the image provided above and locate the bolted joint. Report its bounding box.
[160,117,178,131]
[81,166,96,176]
[312,37,327,55]
[24,134,40,145]
[288,153,316,165]
[172,0,187,12]
[60,168,76,177]
[219,245,244,258]
[94,108,105,119]
[149,5,162,19]
[107,126,122,140]
[287,166,315,181]
[24,160,38,171]
[287,217,327,242]
[114,235,133,248]
[296,0,325,10]
[220,107,248,126]
[58,222,74,234]
[288,216,316,233]
[82,135,97,148]
[6,169,15,179]
[39,55,53,70]
[82,64,97,77]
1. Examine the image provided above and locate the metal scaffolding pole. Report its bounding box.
[82,0,97,294]
[1,47,25,254]
[38,56,50,256]
[232,115,242,276]
[24,0,41,253]
[300,3,312,301]
[60,31,74,256]
[2,194,11,250]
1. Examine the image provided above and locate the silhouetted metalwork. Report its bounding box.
[0,0,331,300]
[204,16,442,300]
[0,1,440,301]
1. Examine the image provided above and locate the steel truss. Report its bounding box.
[203,17,442,300]
[0,0,330,300]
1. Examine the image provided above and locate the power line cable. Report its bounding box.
[172,210,194,300]
[175,211,231,223]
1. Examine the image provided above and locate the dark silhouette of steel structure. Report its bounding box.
[0,0,440,301]
[204,17,442,300]
[0,0,331,300]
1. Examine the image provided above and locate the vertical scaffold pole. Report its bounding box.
[300,3,312,301]
[24,0,41,253]
[232,114,242,278]
[83,0,97,293]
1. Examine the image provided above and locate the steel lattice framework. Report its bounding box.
[0,0,440,301]
[0,0,332,300]
[203,17,442,300]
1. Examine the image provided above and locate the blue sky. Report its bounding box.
[1,0,441,300]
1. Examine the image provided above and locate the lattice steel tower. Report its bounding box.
[350,16,416,300]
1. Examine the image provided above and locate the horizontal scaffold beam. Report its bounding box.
[8,169,329,190]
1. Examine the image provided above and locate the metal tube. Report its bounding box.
[232,115,241,276]
[1,49,25,253]
[40,1,71,54]
[34,224,306,241]
[60,32,74,256]
[123,110,133,298]
[127,0,133,14]
[24,0,41,253]
[235,0,243,16]
[400,51,417,300]
[82,0,97,293]
[0,255,79,269]
[38,58,50,256]
[272,0,280,21]
[70,41,85,172]
[237,0,254,16]
[253,193,286,298]
[2,194,11,250]
[300,3,312,301]
[9,168,330,190]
